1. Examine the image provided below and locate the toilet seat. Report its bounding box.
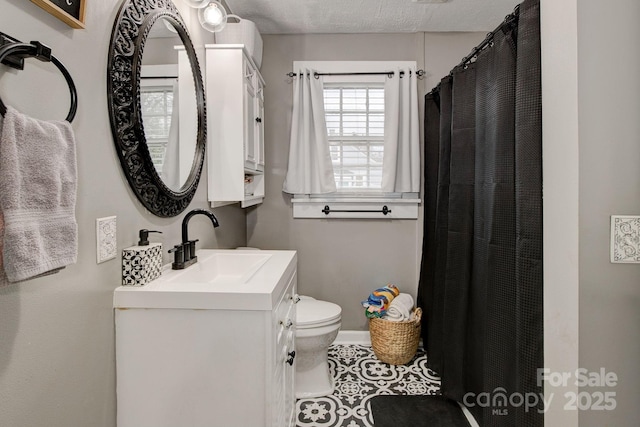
[297,299,342,329]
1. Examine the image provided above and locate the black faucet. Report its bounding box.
[169,209,219,270]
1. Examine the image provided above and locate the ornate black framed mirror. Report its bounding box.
[107,0,206,217]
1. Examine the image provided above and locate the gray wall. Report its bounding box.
[247,33,484,330]
[6,0,639,425]
[578,0,640,424]
[0,1,246,426]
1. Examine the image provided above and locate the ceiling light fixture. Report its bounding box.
[184,0,228,32]
[198,1,228,32]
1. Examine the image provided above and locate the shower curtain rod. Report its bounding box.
[427,3,520,96]
[458,5,520,67]
[286,70,425,79]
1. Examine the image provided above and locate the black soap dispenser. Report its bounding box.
[122,229,164,286]
[138,229,162,246]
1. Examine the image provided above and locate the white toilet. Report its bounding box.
[295,296,342,398]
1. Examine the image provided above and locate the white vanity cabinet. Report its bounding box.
[114,250,297,427]
[206,44,265,208]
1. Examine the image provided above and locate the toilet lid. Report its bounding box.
[297,299,342,327]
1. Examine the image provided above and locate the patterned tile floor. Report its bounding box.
[295,344,441,427]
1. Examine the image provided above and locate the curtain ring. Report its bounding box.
[313,72,319,79]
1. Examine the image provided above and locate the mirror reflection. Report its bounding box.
[108,0,205,217]
[141,17,198,192]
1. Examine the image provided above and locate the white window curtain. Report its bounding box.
[381,67,420,193]
[283,69,337,195]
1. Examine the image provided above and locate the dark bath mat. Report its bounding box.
[370,395,470,427]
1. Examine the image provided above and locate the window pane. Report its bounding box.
[141,87,174,173]
[342,88,367,111]
[343,113,367,136]
[324,89,340,111]
[148,143,166,162]
[326,113,341,136]
[369,113,384,136]
[333,168,384,189]
[330,145,341,164]
[369,168,383,188]
[369,89,385,111]
[166,92,173,114]
[141,92,166,114]
[370,144,384,163]
[324,84,385,190]
[144,117,167,138]
[342,145,369,166]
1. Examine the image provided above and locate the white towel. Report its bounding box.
[0,106,77,282]
[385,293,414,321]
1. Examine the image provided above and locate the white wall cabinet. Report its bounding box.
[206,44,265,208]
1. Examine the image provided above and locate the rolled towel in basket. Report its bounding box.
[362,284,400,318]
[385,294,414,321]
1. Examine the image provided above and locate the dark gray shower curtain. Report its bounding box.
[417,0,542,426]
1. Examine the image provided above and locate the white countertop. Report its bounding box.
[113,249,297,311]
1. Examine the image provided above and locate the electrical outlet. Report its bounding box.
[97,216,117,264]
[610,215,640,263]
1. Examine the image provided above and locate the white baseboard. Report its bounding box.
[335,330,371,345]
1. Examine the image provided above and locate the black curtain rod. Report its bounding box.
[286,70,425,79]
[141,76,178,79]
[427,3,521,96]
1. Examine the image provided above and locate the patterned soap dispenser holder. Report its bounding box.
[122,229,163,286]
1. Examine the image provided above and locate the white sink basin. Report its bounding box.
[166,252,272,285]
[114,249,297,311]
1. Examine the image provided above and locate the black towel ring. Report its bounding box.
[0,41,77,122]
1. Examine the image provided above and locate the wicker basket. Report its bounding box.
[369,307,422,365]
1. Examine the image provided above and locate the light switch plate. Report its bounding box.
[97,216,117,264]
[610,215,640,263]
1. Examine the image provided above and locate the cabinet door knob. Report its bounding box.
[292,294,301,304]
[255,117,262,123]
[285,319,294,329]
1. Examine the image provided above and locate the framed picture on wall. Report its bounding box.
[30,0,86,29]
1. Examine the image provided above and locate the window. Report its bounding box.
[290,61,421,219]
[140,85,173,176]
[324,84,385,191]
[140,64,178,179]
